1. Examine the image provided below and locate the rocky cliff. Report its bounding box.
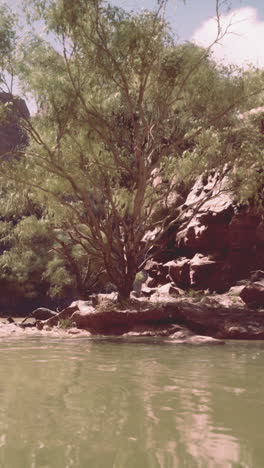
[0,92,29,158]
[146,170,264,293]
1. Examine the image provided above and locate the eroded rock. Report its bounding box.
[0,93,29,158]
[189,254,230,292]
[154,282,183,298]
[143,171,262,294]
[240,281,264,308]
[165,258,190,288]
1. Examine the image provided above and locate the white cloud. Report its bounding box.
[191,7,264,69]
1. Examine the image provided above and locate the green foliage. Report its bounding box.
[42,256,74,298]
[185,289,204,302]
[0,211,52,299]
[0,3,16,60]
[0,2,18,95]
[135,271,146,283]
[0,184,103,301]
[227,118,264,208]
[0,213,103,301]
[58,317,73,329]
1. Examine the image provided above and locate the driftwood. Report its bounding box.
[22,308,58,323]
[6,317,15,324]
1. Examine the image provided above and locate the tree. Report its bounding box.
[0,2,17,91]
[1,0,263,301]
[0,184,106,302]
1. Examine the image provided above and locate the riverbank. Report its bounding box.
[0,319,225,345]
[2,289,264,343]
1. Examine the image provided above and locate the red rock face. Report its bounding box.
[165,259,190,288]
[179,218,229,252]
[189,255,230,292]
[144,260,168,285]
[207,223,230,251]
[0,93,29,159]
[229,212,259,249]
[145,172,263,292]
[256,223,264,270]
[256,222,264,244]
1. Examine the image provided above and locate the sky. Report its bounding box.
[9,0,264,68]
[7,0,264,112]
[111,0,264,68]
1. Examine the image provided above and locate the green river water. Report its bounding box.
[0,336,264,468]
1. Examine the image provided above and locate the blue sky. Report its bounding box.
[8,0,264,110]
[111,1,264,68]
[9,0,264,40]
[9,0,264,67]
[112,0,264,40]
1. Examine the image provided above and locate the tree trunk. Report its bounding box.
[117,276,135,303]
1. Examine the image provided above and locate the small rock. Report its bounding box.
[186,335,225,345]
[250,270,264,282]
[155,282,182,297]
[141,285,157,297]
[227,285,245,296]
[67,328,82,335]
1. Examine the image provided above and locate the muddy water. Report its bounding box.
[0,336,264,467]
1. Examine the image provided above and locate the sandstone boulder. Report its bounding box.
[250,270,264,282]
[229,211,259,250]
[144,260,168,284]
[240,281,264,308]
[225,324,264,339]
[227,285,246,296]
[176,171,233,251]
[255,246,264,271]
[154,282,183,298]
[177,214,230,252]
[0,93,29,158]
[256,222,264,243]
[189,254,231,292]
[180,171,232,215]
[165,258,190,288]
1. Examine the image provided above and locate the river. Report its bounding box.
[0,336,263,468]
